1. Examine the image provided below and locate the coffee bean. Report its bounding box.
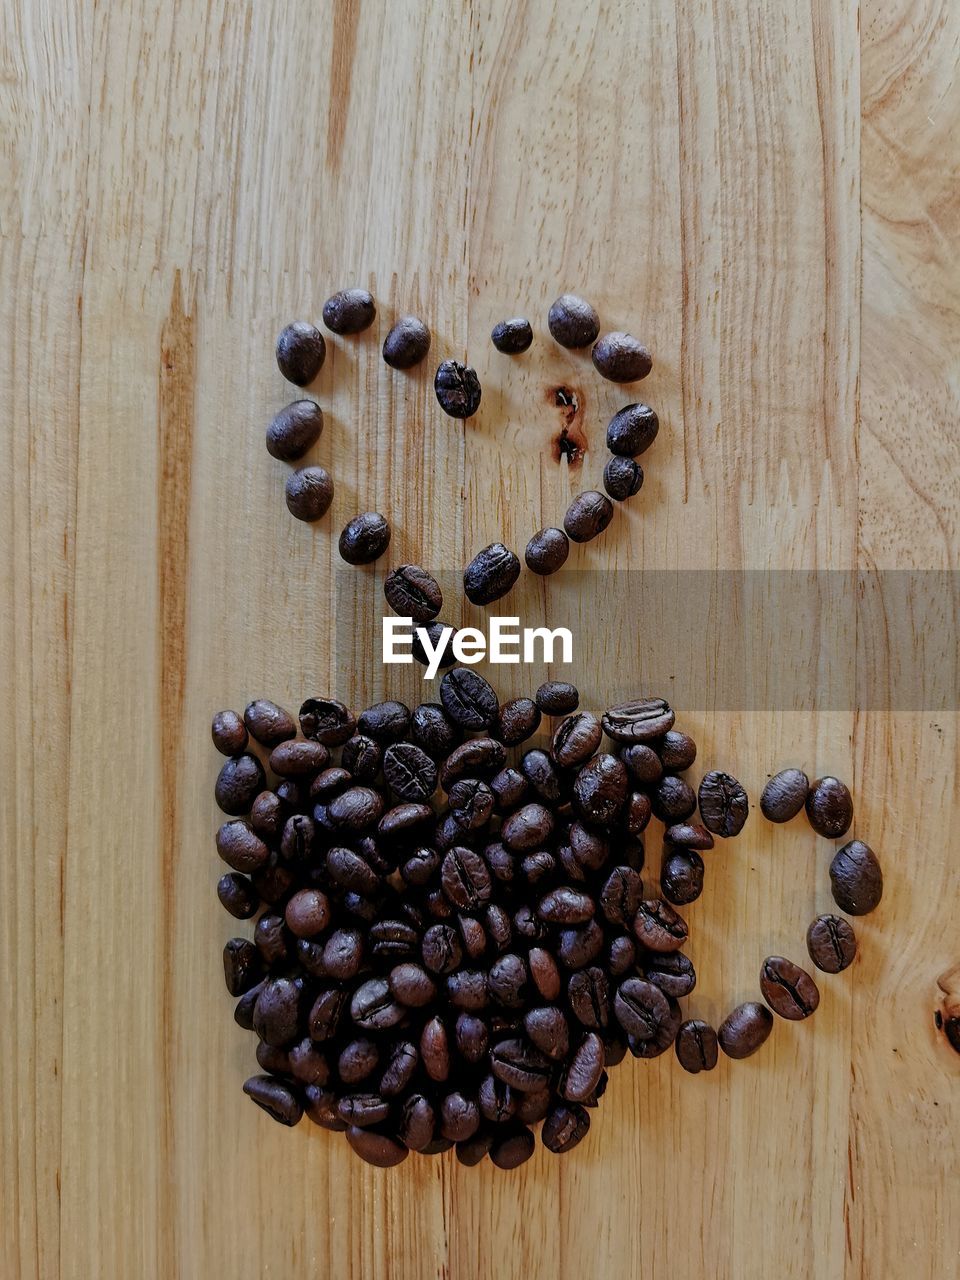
[479,1075,513,1125]
[592,332,652,382]
[276,321,326,385]
[379,1041,418,1097]
[613,977,669,1040]
[439,1091,481,1142]
[542,1102,590,1154]
[440,738,505,789]
[350,978,404,1031]
[574,754,628,825]
[627,996,683,1058]
[806,914,857,973]
[500,803,554,852]
[307,987,347,1042]
[643,952,697,998]
[327,787,383,832]
[536,681,579,715]
[603,697,674,744]
[658,730,697,772]
[806,776,854,839]
[253,976,303,1046]
[284,466,334,522]
[368,919,419,960]
[603,456,644,500]
[491,317,533,353]
[548,294,600,348]
[490,1125,536,1169]
[633,899,688,953]
[448,778,494,831]
[382,315,431,368]
[698,770,749,837]
[605,403,659,457]
[464,543,521,605]
[718,1002,774,1060]
[398,1094,436,1151]
[380,742,437,802]
[564,490,614,543]
[434,359,482,418]
[760,768,809,822]
[675,1020,719,1074]
[525,947,559,1002]
[357,700,411,743]
[266,399,324,462]
[663,822,714,851]
[523,1007,571,1061]
[411,620,458,669]
[410,703,460,760]
[217,872,259,919]
[339,512,391,565]
[561,1032,604,1101]
[303,1085,346,1130]
[760,956,820,1020]
[556,919,604,970]
[538,887,594,925]
[421,924,462,975]
[440,667,498,730]
[322,288,376,334]
[216,820,269,872]
[270,740,330,777]
[223,938,263,996]
[323,928,364,980]
[829,840,883,915]
[243,1075,303,1126]
[495,698,542,745]
[242,699,295,748]
[621,743,664,785]
[597,866,642,928]
[383,564,443,623]
[652,775,697,823]
[212,709,248,756]
[215,753,266,815]
[489,767,528,811]
[284,888,330,938]
[416,1016,449,1082]
[288,1039,330,1086]
[525,526,570,575]
[346,1126,409,1167]
[337,1092,391,1129]
[440,847,492,911]
[491,1038,551,1092]
[660,849,705,905]
[298,697,355,747]
[550,711,601,768]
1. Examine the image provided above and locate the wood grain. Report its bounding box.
[1,1,957,1278]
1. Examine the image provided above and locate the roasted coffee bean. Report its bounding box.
[338,1093,390,1128]
[447,969,489,1011]
[760,956,820,1020]
[346,1126,409,1168]
[411,620,458,669]
[243,1075,303,1126]
[592,332,652,382]
[217,872,259,919]
[380,742,437,802]
[381,801,432,846]
[660,849,705,905]
[806,914,857,973]
[521,852,555,885]
[459,914,487,961]
[524,1007,571,1060]
[223,938,263,996]
[449,778,494,830]
[422,924,462,975]
[633,899,688,953]
[607,935,636,977]
[603,697,674,744]
[412,702,462,760]
[379,1041,418,1097]
[420,1016,451,1082]
[338,1043,379,1087]
[491,317,533,353]
[212,709,248,756]
[548,293,599,348]
[308,987,348,1042]
[658,730,697,772]
[253,977,303,1046]
[251,855,295,906]
[382,315,431,368]
[288,1038,329,1086]
[284,888,330,938]
[280,813,315,865]
[322,288,376,334]
[398,1094,436,1151]
[323,928,364,980]
[528,948,561,1002]
[456,1013,490,1064]
[440,1092,481,1142]
[270,740,330,777]
[383,564,443,622]
[561,1033,604,1102]
[490,1125,535,1169]
[485,903,513,954]
[568,968,609,1030]
[538,887,594,925]
[501,803,554,852]
[603,455,644,500]
[718,1001,774,1059]
[216,820,270,872]
[350,978,404,1031]
[564,490,614,543]
[614,977,670,1040]
[488,953,529,1007]
[557,919,604,970]
[536,681,579,715]
[441,847,492,910]
[440,667,498,730]
[829,840,883,915]
[276,322,325,387]
[325,787,383,833]
[599,866,643,927]
[254,912,292,966]
[490,1039,551,1092]
[652,775,697,823]
[675,1020,719,1074]
[339,512,391,565]
[234,982,262,1030]
[285,464,335,526]
[357,700,411,743]
[464,542,521,605]
[643,951,697,998]
[496,698,542,746]
[266,399,324,461]
[456,1129,495,1166]
[339,733,380,782]
[551,711,602,768]
[663,822,714,851]
[525,526,570,575]
[628,995,682,1059]
[303,1085,346,1130]
[242,699,296,748]
[299,697,356,746]
[326,847,380,895]
[440,738,505,788]
[250,789,284,837]
[542,1102,590,1154]
[574,754,627,825]
[760,768,810,822]
[621,742,663,784]
[605,402,659,456]
[215,753,266,815]
[434,359,482,418]
[567,822,610,873]
[698,770,749,837]
[806,776,854,839]
[490,767,528,810]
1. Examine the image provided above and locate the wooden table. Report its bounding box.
[3,2,958,1276]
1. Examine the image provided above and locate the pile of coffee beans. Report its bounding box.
[212,681,882,1168]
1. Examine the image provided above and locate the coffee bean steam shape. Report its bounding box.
[213,686,883,1168]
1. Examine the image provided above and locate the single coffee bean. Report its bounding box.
[489,766,528,811]
[495,697,542,745]
[592,332,652,382]
[243,1075,303,1126]
[250,789,284,837]
[643,951,697,998]
[598,866,643,928]
[536,681,579,715]
[524,1006,571,1060]
[760,956,820,1020]
[463,542,521,605]
[434,359,482,418]
[720,1001,773,1058]
[285,466,334,522]
[556,919,604,970]
[339,512,391,565]
[525,526,570,575]
[538,887,594,925]
[551,711,602,768]
[440,737,505,788]
[440,1092,481,1143]
[490,1125,536,1169]
[561,1032,604,1102]
[613,977,670,1040]
[381,742,437,802]
[658,730,697,772]
[279,813,315,865]
[633,899,688,953]
[422,924,462,975]
[266,399,324,462]
[563,490,614,543]
[327,787,384,832]
[603,455,644,500]
[605,402,659,456]
[660,849,705,905]
[501,803,554,853]
[357,700,411,743]
[288,1038,329,1086]
[368,919,419,960]
[574,754,628,825]
[806,776,854,839]
[323,928,364,980]
[454,1014,489,1065]
[448,778,494,830]
[382,315,431,368]
[269,740,329,777]
[242,699,296,747]
[491,317,533,353]
[339,733,380,782]
[346,1126,409,1168]
[338,1093,391,1128]
[379,802,433,845]
[276,321,326,385]
[663,822,714,851]
[440,667,498,730]
[223,938,263,996]
[568,968,610,1031]
[215,752,266,815]
[253,976,303,1046]
[412,703,462,759]
[339,1043,381,1086]
[698,770,749,837]
[490,1038,551,1092]
[806,914,858,973]
[542,1102,590,1154]
[829,840,883,915]
[398,1094,436,1151]
[628,996,683,1058]
[284,888,330,938]
[456,1129,494,1166]
[675,1019,719,1074]
[548,293,599,348]
[527,947,561,1002]
[350,978,404,1031]
[760,768,810,822]
[383,564,443,622]
[651,774,697,823]
[217,872,259,919]
[216,820,269,872]
[307,987,348,1041]
[603,697,674,744]
[567,822,610,873]
[212,709,248,756]
[379,1041,418,1097]
[322,288,376,334]
[254,912,292,966]
[303,1085,346,1130]
[440,847,492,911]
[420,1016,451,1082]
[299,697,355,746]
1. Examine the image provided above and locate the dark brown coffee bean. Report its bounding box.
[488,953,529,1007]
[250,789,284,837]
[276,321,326,385]
[284,888,330,938]
[337,1043,379,1087]
[652,774,697,823]
[627,996,683,1058]
[254,912,291,966]
[806,776,854,838]
[308,987,348,1041]
[603,697,674,744]
[464,542,521,605]
[382,315,431,368]
[675,1019,719,1073]
[279,813,315,865]
[338,734,379,782]
[490,1125,536,1169]
[303,1085,346,1130]
[420,1016,451,1082]
[379,802,433,845]
[658,730,697,772]
[215,752,266,815]
[523,1006,570,1060]
[614,977,670,1040]
[621,742,664,784]
[350,978,404,1030]
[479,1077,513,1128]
[299,697,356,746]
[233,982,263,1030]
[501,803,554,852]
[440,667,498,730]
[441,847,492,910]
[446,969,489,1011]
[491,317,533,353]
[633,899,688,953]
[322,288,376,334]
[323,928,364,980]
[380,742,437,802]
[495,698,542,747]
[663,822,714,850]
[661,849,705,905]
[410,703,460,762]
[266,399,324,461]
[251,854,295,906]
[440,1092,481,1142]
[598,866,643,927]
[456,1129,495,1166]
[548,294,599,348]
[422,924,462,975]
[327,786,384,832]
[593,332,652,382]
[242,699,295,747]
[212,709,248,756]
[439,737,505,787]
[698,770,749,837]
[568,822,610,872]
[542,1102,590,1154]
[326,846,380,895]
[829,840,883,915]
[383,564,443,622]
[718,1002,774,1059]
[806,914,857,973]
[338,1093,390,1128]
[217,872,259,919]
[561,1032,604,1102]
[379,1041,418,1097]
[603,455,644,500]
[346,1126,409,1168]
[760,956,820,1020]
[357,700,411,743]
[528,948,561,1001]
[551,711,602,768]
[216,820,270,872]
[564,490,614,543]
[269,740,330,777]
[607,935,637,977]
[536,681,579,715]
[574,754,627,825]
[243,1075,302,1126]
[449,778,494,831]
[434,359,482,418]
[568,968,609,1030]
[223,938,263,996]
[490,1038,551,1092]
[253,976,303,1046]
[525,526,570,575]
[339,512,391,565]
[643,951,697,998]
[760,768,810,822]
[285,466,334,522]
[490,767,528,810]
[288,1038,329,1086]
[455,1013,490,1064]
[556,919,604,970]
[605,402,659,456]
[538,887,594,925]
[398,1094,436,1151]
